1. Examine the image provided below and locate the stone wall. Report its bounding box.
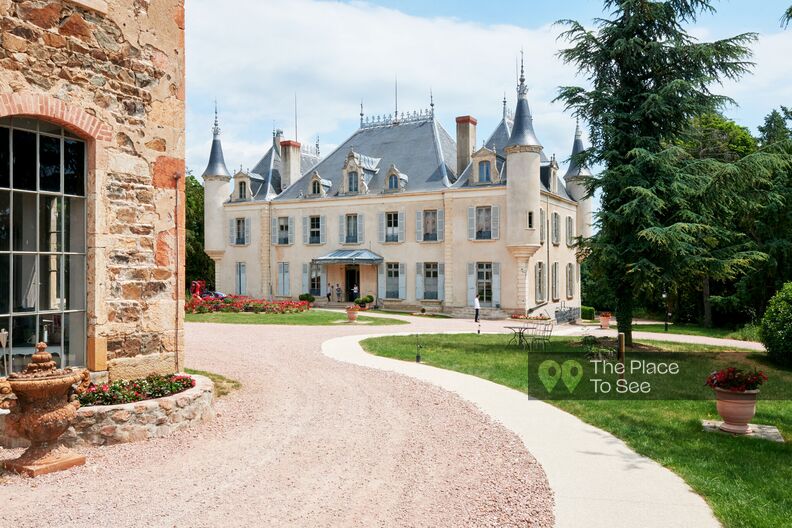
[0,0,186,378]
[0,374,214,447]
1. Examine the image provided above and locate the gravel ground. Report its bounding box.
[0,315,554,527]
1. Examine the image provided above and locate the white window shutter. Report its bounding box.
[244,218,251,245]
[271,217,277,243]
[438,263,445,301]
[229,219,235,245]
[320,266,327,296]
[288,216,295,245]
[357,214,364,243]
[339,215,345,243]
[284,263,290,296]
[467,207,475,240]
[302,263,309,294]
[398,263,406,299]
[416,210,423,242]
[467,263,475,306]
[493,262,501,307]
[302,216,308,244]
[276,263,282,296]
[492,206,500,239]
[398,211,405,242]
[378,213,385,243]
[437,209,445,241]
[415,262,424,300]
[540,209,546,243]
[320,216,326,244]
[378,264,385,303]
[535,263,542,302]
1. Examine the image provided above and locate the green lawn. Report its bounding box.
[185,368,241,397]
[185,310,408,326]
[633,322,761,341]
[361,334,792,528]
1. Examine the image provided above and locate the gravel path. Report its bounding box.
[0,315,554,527]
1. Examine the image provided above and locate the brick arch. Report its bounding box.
[0,93,112,141]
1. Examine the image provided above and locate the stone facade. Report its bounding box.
[0,374,214,447]
[0,0,185,378]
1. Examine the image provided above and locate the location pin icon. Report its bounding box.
[561,360,584,394]
[538,360,562,393]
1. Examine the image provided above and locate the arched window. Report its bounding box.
[478,160,491,183]
[311,180,321,195]
[388,174,399,190]
[0,118,87,372]
[238,181,247,200]
[347,171,359,193]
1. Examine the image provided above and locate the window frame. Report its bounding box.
[385,262,400,299]
[277,216,289,245]
[238,181,247,200]
[423,262,439,300]
[308,215,321,245]
[388,174,399,191]
[474,206,492,240]
[422,209,438,242]
[347,171,359,193]
[385,211,399,243]
[476,262,493,306]
[345,213,358,244]
[478,160,491,183]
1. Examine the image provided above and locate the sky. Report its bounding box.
[185,0,792,177]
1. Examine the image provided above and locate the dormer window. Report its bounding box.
[388,174,398,190]
[238,181,247,200]
[478,161,491,183]
[348,171,359,193]
[312,180,321,195]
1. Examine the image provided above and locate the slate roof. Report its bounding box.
[202,132,231,179]
[276,117,457,200]
[247,134,320,200]
[313,249,384,264]
[564,122,593,180]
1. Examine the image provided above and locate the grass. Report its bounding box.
[184,310,408,326]
[185,368,241,397]
[361,334,792,528]
[634,322,762,341]
[370,308,453,318]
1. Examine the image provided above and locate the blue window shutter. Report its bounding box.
[437,209,445,241]
[416,210,423,242]
[438,263,445,301]
[271,217,277,244]
[398,211,405,242]
[320,265,327,296]
[302,263,308,294]
[378,213,385,243]
[284,263,290,296]
[229,219,235,245]
[302,216,308,244]
[320,215,326,244]
[467,207,475,240]
[493,263,501,307]
[378,264,385,302]
[492,206,500,240]
[357,214,364,243]
[467,263,475,305]
[415,262,424,300]
[338,215,345,243]
[540,209,546,244]
[244,218,251,245]
[398,263,406,299]
[288,216,295,245]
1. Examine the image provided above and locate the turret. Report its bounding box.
[504,53,543,254]
[202,104,232,256]
[563,122,593,240]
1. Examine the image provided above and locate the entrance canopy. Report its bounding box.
[312,249,384,265]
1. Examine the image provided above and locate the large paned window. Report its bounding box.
[235,262,246,295]
[475,206,492,240]
[0,118,87,372]
[345,214,358,244]
[422,210,438,241]
[385,212,399,242]
[278,217,289,245]
[347,171,358,193]
[385,262,400,299]
[423,262,439,300]
[309,216,321,245]
[476,262,493,306]
[478,160,491,183]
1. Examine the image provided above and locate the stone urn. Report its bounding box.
[0,342,88,476]
[599,313,612,329]
[346,307,359,322]
[715,388,758,435]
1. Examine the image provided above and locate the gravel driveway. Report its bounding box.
[0,315,554,527]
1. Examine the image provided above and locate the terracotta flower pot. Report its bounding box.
[599,315,611,329]
[715,387,758,434]
[346,309,359,322]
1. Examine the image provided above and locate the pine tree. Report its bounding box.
[185,171,216,290]
[783,6,792,27]
[555,0,756,344]
[758,109,791,146]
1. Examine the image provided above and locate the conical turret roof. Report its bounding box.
[506,54,542,149]
[564,121,592,179]
[202,105,231,179]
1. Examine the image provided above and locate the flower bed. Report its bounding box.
[510,313,552,321]
[185,295,310,314]
[78,374,196,406]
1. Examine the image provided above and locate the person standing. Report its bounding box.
[326,283,332,303]
[473,294,481,323]
[352,284,359,301]
[335,284,342,302]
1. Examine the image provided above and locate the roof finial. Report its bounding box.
[316,135,320,157]
[575,118,582,138]
[516,49,528,96]
[503,92,507,119]
[430,88,435,117]
[360,100,364,127]
[212,100,220,136]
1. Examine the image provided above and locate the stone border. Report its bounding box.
[1,374,214,448]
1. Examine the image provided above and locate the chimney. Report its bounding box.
[280,139,301,190]
[455,115,477,175]
[273,129,284,155]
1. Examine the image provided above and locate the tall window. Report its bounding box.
[385,212,399,242]
[277,262,290,296]
[540,208,546,244]
[238,181,247,200]
[566,263,575,299]
[551,262,559,301]
[527,211,534,229]
[0,118,87,371]
[423,210,438,241]
[388,174,399,190]
[535,262,546,303]
[345,214,358,244]
[566,216,574,246]
[311,180,321,195]
[347,171,358,193]
[478,160,491,183]
[552,212,560,245]
[424,262,439,300]
[310,265,321,296]
[278,217,289,245]
[235,262,246,295]
[235,218,246,245]
[386,262,400,299]
[476,262,493,305]
[309,216,321,244]
[475,206,492,240]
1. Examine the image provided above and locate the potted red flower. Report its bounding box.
[346,305,360,322]
[705,367,767,434]
[599,311,612,329]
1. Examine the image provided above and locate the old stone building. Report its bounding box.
[0,0,185,379]
[204,60,593,319]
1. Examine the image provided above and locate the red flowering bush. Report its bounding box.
[185,295,310,315]
[77,374,196,406]
[705,367,767,392]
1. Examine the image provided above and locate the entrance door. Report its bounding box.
[345,265,360,301]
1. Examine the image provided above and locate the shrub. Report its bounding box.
[298,293,315,303]
[761,282,792,366]
[581,306,595,320]
[77,374,196,406]
[354,297,364,305]
[364,295,374,304]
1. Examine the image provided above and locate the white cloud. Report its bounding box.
[185,0,792,176]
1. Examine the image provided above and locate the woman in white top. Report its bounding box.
[473,294,481,322]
